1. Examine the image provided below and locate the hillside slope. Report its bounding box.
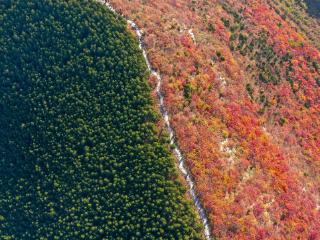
[108,0,320,239]
[0,0,203,239]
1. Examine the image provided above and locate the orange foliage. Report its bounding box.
[109,0,320,239]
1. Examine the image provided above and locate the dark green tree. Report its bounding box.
[0,0,203,239]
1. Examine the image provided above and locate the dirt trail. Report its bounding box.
[97,1,213,239]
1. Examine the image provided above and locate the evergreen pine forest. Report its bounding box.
[0,1,203,239]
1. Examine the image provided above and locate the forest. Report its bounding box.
[108,0,320,239]
[2,0,320,239]
[0,0,203,239]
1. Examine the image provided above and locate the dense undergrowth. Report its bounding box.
[266,0,320,50]
[0,0,204,239]
[108,0,320,239]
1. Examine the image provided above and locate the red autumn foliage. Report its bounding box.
[109,0,320,239]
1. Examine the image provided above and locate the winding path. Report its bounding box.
[97,1,212,239]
